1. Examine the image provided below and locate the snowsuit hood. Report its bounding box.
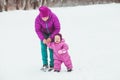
[47,38,69,60]
[39,6,50,17]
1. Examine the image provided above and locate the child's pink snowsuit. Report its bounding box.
[47,39,73,71]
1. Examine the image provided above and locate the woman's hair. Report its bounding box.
[54,33,62,41]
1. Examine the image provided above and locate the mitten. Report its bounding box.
[58,49,67,54]
[58,50,63,54]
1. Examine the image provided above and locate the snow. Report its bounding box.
[0,3,120,80]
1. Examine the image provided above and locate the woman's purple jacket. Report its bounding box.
[35,9,60,41]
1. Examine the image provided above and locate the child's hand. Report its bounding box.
[58,50,63,54]
[58,49,67,54]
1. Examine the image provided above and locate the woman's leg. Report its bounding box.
[49,48,54,67]
[40,41,48,66]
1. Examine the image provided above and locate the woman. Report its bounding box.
[35,6,60,71]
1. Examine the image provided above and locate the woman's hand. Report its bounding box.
[47,38,51,43]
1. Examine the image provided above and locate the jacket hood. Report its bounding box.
[39,6,49,17]
[39,6,52,18]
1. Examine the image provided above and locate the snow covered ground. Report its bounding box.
[0,3,120,80]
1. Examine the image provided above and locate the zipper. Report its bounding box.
[46,22,50,34]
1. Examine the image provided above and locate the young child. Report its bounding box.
[46,33,73,72]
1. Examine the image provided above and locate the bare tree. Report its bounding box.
[14,0,20,10]
[0,0,4,12]
[4,0,8,11]
[24,0,31,10]
[0,0,120,12]
[115,0,120,2]
[40,0,46,6]
[30,0,39,9]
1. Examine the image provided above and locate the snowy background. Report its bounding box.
[0,3,120,80]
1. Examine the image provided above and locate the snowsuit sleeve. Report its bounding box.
[35,16,44,41]
[46,42,54,49]
[58,43,69,54]
[50,14,60,39]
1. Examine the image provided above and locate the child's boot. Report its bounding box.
[67,69,72,72]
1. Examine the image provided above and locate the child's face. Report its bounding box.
[54,35,61,43]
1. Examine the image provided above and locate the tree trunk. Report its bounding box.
[4,0,8,11]
[30,0,39,9]
[0,0,3,12]
[24,0,30,10]
[14,0,20,10]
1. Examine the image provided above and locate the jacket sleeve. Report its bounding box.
[35,16,44,41]
[50,14,60,39]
